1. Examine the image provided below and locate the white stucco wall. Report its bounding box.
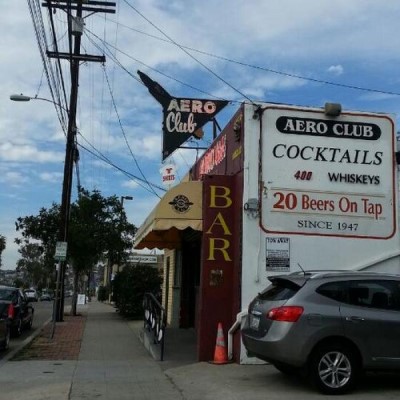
[240,102,400,364]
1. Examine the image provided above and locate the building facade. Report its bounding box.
[134,102,400,363]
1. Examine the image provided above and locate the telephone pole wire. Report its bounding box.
[42,0,116,322]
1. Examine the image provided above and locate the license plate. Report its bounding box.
[250,315,260,329]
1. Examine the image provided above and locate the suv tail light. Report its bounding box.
[7,304,15,319]
[267,306,304,322]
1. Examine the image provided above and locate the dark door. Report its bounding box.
[180,230,201,328]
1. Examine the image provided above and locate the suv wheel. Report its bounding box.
[310,343,359,394]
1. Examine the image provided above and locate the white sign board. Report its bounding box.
[77,294,86,305]
[261,106,396,239]
[128,255,158,264]
[266,237,290,272]
[55,241,67,260]
[160,164,176,187]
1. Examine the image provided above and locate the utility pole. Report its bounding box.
[42,0,115,321]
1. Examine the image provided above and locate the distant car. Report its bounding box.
[24,289,38,302]
[0,286,34,338]
[242,271,400,394]
[40,293,53,301]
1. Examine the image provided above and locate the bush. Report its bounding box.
[97,285,109,302]
[112,265,162,318]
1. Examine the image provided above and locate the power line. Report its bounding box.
[103,66,162,199]
[77,133,166,194]
[122,0,256,104]
[103,14,400,98]
[85,29,229,101]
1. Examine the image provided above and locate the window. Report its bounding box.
[316,281,347,303]
[347,280,400,311]
[0,288,15,301]
[258,281,299,301]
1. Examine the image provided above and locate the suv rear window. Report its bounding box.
[0,288,16,301]
[258,280,299,301]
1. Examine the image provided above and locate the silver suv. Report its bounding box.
[241,271,400,394]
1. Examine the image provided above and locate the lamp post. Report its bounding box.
[10,94,69,125]
[10,92,77,322]
[10,94,68,110]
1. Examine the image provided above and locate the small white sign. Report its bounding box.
[128,255,158,264]
[77,294,86,305]
[266,237,290,272]
[160,164,176,187]
[55,241,67,260]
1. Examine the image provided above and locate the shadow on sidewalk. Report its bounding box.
[129,320,197,370]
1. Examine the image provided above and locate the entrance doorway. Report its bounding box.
[180,229,201,328]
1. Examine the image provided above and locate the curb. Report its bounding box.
[0,317,52,367]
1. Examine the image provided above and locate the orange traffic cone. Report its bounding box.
[210,322,229,364]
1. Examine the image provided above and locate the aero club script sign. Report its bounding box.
[261,106,396,239]
[138,70,228,161]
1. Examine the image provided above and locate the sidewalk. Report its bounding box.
[1,300,400,400]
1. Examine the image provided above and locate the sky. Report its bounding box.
[1,0,400,269]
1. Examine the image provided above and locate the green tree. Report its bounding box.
[0,235,6,269]
[68,189,136,315]
[16,243,47,289]
[113,265,162,318]
[15,204,60,288]
[15,189,137,316]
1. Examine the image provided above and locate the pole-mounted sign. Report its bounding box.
[137,70,229,161]
[54,241,67,261]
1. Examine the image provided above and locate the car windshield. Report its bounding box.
[0,288,15,301]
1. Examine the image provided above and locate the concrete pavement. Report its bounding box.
[1,300,400,399]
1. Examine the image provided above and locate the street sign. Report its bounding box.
[54,241,67,261]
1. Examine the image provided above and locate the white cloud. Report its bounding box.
[2,0,400,269]
[0,171,29,186]
[39,172,64,183]
[0,142,63,163]
[327,65,344,76]
[122,180,140,190]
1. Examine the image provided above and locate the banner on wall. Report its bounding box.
[260,106,396,239]
[138,70,229,161]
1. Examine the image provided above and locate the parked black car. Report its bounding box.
[0,286,34,337]
[0,293,10,350]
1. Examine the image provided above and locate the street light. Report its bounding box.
[10,92,76,323]
[121,195,133,206]
[10,94,69,112]
[10,94,69,137]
